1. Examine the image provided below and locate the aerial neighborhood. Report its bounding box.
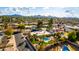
[0,7,79,51]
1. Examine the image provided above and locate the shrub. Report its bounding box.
[59,37,66,42]
[18,24,25,32]
[68,31,77,42]
[4,28,13,39]
[76,31,79,40]
[18,24,25,29]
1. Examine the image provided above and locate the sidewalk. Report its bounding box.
[4,35,18,51]
[67,44,75,51]
[76,41,79,44]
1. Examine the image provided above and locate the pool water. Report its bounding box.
[43,37,50,42]
[62,45,70,51]
[43,37,49,41]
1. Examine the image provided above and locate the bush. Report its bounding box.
[18,24,25,32]
[4,28,13,39]
[59,37,66,42]
[76,31,79,40]
[18,24,25,29]
[68,31,77,42]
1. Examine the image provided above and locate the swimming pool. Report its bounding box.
[62,45,70,51]
[43,37,49,42]
[43,37,49,40]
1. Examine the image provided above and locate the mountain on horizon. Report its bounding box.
[0,14,79,18]
[0,14,22,16]
[29,15,79,18]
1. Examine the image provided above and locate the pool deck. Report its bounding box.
[76,41,79,44]
[49,45,62,51]
[67,44,76,51]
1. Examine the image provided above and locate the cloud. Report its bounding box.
[0,7,79,17]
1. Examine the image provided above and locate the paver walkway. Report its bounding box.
[4,35,18,51]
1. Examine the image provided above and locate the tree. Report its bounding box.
[68,31,77,42]
[18,24,25,32]
[76,31,79,40]
[47,18,53,31]
[37,20,43,30]
[16,17,25,24]
[38,41,45,51]
[4,27,13,39]
[54,32,61,39]
[59,37,66,42]
[2,16,10,29]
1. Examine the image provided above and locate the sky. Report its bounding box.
[0,7,79,17]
